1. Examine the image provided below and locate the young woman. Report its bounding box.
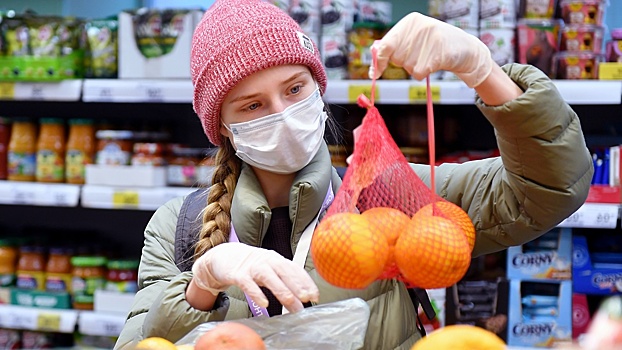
[115,1,593,349]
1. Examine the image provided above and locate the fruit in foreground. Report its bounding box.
[135,337,177,350]
[311,212,389,289]
[416,201,476,251]
[362,207,410,277]
[395,214,471,289]
[195,322,266,350]
[411,325,506,350]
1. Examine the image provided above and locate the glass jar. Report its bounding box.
[95,130,134,165]
[36,118,66,183]
[65,119,95,184]
[7,118,37,182]
[71,256,107,310]
[106,260,139,293]
[131,143,166,166]
[0,239,17,287]
[167,147,204,186]
[16,246,46,290]
[606,28,622,63]
[45,247,72,292]
[0,117,10,180]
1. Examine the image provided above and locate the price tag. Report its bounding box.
[408,85,441,103]
[11,187,35,205]
[142,86,164,102]
[100,320,124,336]
[347,85,379,103]
[52,191,70,206]
[0,82,15,99]
[37,313,61,332]
[113,191,140,208]
[558,203,619,229]
[30,84,45,99]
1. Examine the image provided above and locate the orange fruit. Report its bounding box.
[195,322,265,350]
[135,337,177,350]
[411,325,505,350]
[417,201,475,251]
[395,213,471,289]
[362,207,410,276]
[311,212,389,289]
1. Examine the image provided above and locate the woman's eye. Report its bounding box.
[247,103,259,111]
[290,85,301,94]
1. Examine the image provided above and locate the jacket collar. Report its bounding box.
[230,142,337,248]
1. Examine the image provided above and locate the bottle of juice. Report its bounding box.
[36,118,65,183]
[65,119,95,184]
[7,118,37,182]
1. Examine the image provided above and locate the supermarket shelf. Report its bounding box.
[0,180,80,207]
[78,311,127,337]
[79,79,622,105]
[83,79,193,103]
[0,80,83,101]
[324,79,622,105]
[81,185,195,210]
[0,304,78,334]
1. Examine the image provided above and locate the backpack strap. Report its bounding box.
[175,188,209,272]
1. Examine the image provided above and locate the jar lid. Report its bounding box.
[71,256,108,267]
[352,21,385,30]
[95,130,135,140]
[40,118,64,124]
[107,259,140,270]
[612,28,622,40]
[74,295,95,303]
[0,238,14,247]
[69,118,94,125]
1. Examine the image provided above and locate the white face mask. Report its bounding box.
[224,87,328,174]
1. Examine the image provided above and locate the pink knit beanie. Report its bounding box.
[191,0,328,146]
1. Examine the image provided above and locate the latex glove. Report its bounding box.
[370,12,494,88]
[191,242,319,313]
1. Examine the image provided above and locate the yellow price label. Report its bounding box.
[409,85,440,103]
[37,313,61,331]
[113,191,140,208]
[348,84,379,103]
[0,82,15,99]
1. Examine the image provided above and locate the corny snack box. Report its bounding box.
[573,235,622,295]
[507,279,572,348]
[507,228,572,281]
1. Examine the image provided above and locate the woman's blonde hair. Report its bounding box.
[194,139,241,259]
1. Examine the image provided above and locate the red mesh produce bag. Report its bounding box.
[311,50,474,290]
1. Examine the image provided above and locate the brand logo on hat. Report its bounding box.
[297,31,314,54]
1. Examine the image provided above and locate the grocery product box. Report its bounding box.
[507,228,572,281]
[10,289,72,309]
[507,279,572,348]
[598,63,622,80]
[572,293,591,339]
[118,9,203,79]
[573,235,622,295]
[86,164,167,187]
[585,185,621,204]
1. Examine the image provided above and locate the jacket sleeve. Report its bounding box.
[114,197,230,349]
[411,64,593,257]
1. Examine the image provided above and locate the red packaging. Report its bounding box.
[560,0,607,25]
[517,19,563,77]
[561,25,605,53]
[553,51,605,79]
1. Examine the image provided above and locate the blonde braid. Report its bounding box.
[194,140,241,259]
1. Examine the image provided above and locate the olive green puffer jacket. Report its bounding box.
[115,64,593,350]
